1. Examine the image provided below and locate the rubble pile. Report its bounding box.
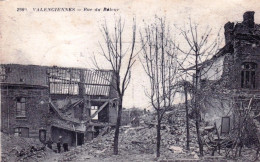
[58,109,259,161]
[1,132,49,162]
[60,109,203,161]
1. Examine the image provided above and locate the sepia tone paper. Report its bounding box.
[1,0,260,108]
[1,0,260,161]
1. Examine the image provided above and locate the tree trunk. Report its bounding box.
[194,92,203,156]
[195,114,203,156]
[194,91,203,156]
[184,84,190,150]
[113,97,123,155]
[156,116,161,157]
[195,50,203,156]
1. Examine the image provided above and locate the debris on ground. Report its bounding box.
[57,109,200,161]
[56,109,259,162]
[1,132,53,162]
[2,108,258,162]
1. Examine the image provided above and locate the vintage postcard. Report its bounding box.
[1,0,260,161]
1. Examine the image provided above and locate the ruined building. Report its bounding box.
[0,64,118,146]
[198,11,260,135]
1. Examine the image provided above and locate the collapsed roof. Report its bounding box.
[47,67,114,96]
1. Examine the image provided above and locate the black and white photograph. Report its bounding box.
[1,0,260,161]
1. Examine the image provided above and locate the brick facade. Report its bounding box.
[0,64,118,145]
[198,11,260,132]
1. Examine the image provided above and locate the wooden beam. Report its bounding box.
[96,126,110,138]
[85,98,113,102]
[49,75,111,86]
[90,101,108,119]
[66,99,83,109]
[49,101,81,124]
[84,102,109,123]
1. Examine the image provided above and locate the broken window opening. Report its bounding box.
[91,106,99,120]
[14,127,29,137]
[16,97,26,118]
[241,62,257,89]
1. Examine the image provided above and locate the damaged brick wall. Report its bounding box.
[1,86,49,138]
[1,64,118,143]
[48,66,118,124]
[199,11,260,131]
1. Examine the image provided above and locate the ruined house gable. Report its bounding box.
[199,12,260,133]
[1,64,118,143]
[199,11,260,91]
[47,66,117,124]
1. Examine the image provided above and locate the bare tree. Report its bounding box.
[178,79,194,151]
[175,20,222,156]
[140,17,178,157]
[94,17,137,155]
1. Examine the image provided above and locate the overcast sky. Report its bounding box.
[1,0,260,109]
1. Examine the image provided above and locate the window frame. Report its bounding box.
[14,127,29,137]
[221,116,231,135]
[91,106,99,120]
[241,62,257,89]
[16,97,26,118]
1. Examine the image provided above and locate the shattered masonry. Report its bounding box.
[0,64,118,146]
[197,11,260,136]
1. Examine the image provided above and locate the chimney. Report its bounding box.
[243,11,255,28]
[224,22,234,44]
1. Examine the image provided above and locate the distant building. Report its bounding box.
[0,64,118,146]
[197,11,260,135]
